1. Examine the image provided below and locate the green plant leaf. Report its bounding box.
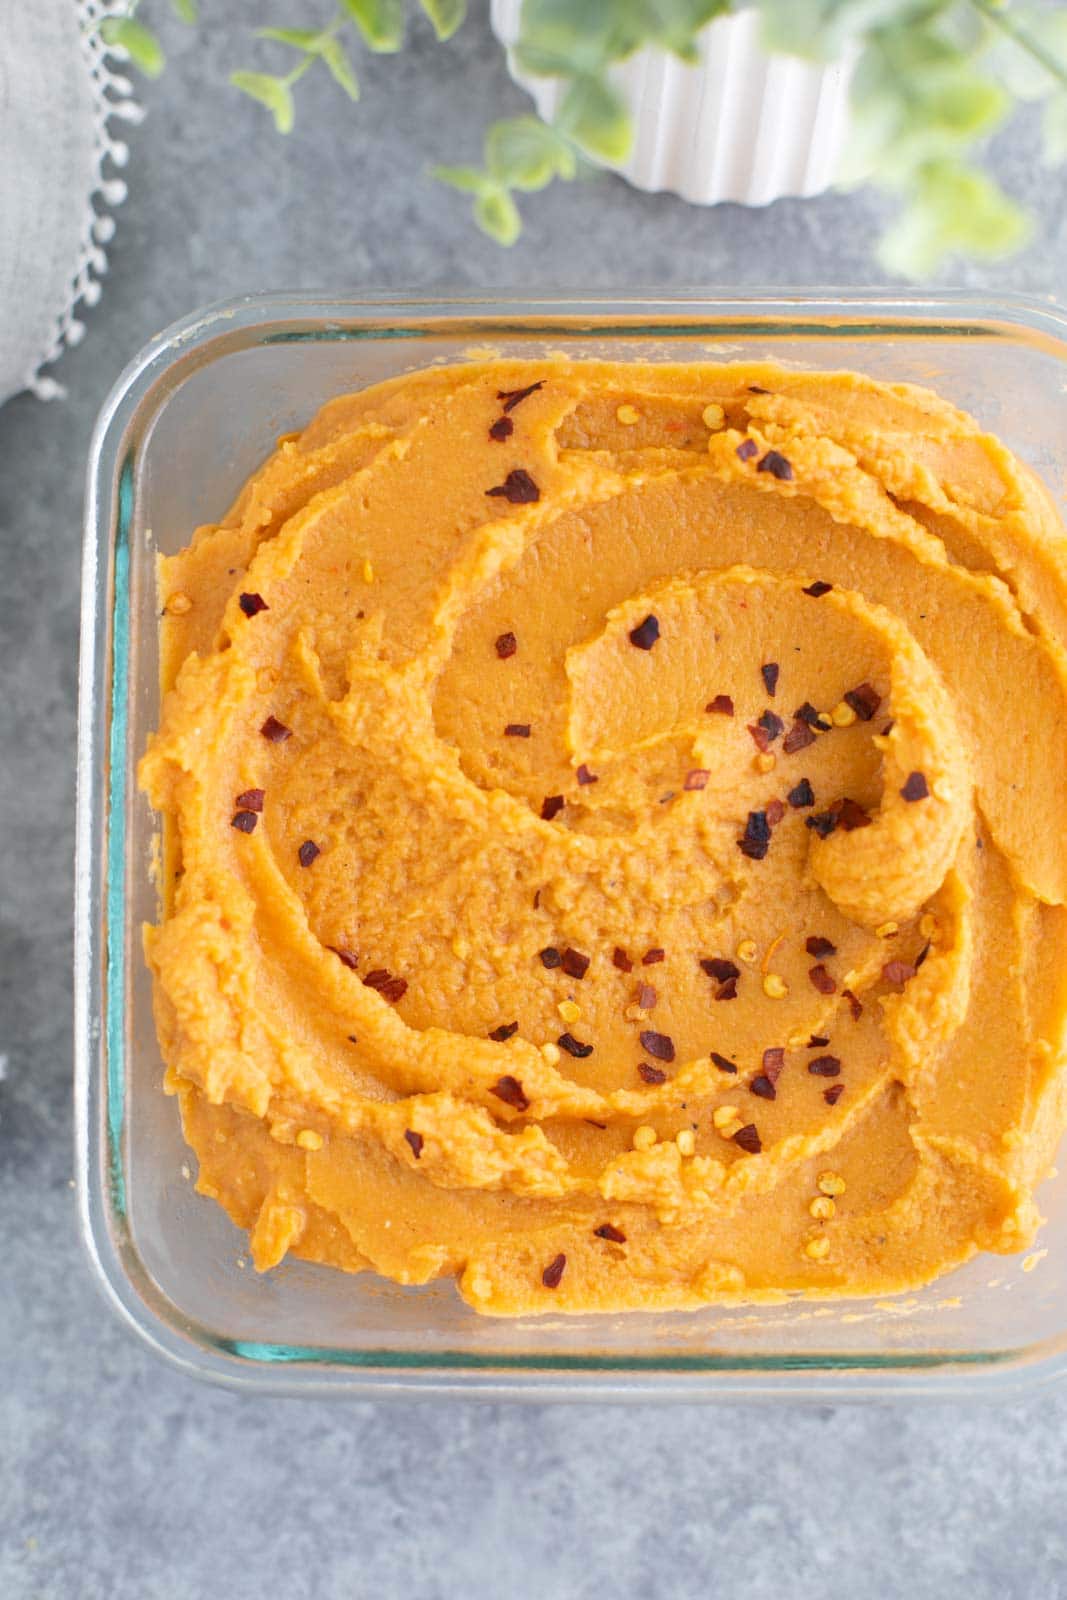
[255,27,360,99]
[99,17,165,78]
[170,0,198,22]
[486,116,576,189]
[878,161,1031,277]
[756,0,938,63]
[840,25,1009,186]
[515,0,633,77]
[341,0,405,53]
[257,27,324,52]
[474,186,522,246]
[1043,90,1067,164]
[555,74,632,162]
[419,0,467,41]
[639,0,732,62]
[318,36,361,99]
[512,40,582,77]
[432,165,489,194]
[230,70,295,133]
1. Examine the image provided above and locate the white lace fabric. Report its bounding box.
[0,0,140,406]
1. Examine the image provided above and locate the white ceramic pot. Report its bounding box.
[489,0,854,207]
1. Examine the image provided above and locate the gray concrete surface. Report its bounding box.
[3,5,1067,1597]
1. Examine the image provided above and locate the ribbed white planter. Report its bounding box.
[489,0,855,207]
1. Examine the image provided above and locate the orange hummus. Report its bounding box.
[140,358,1067,1315]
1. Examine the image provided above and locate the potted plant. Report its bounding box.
[95,0,1067,276]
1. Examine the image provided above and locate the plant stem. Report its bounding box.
[971,0,1067,90]
[284,53,316,89]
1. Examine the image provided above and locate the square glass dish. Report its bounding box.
[76,290,1067,1399]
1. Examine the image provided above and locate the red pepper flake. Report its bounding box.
[260,715,292,743]
[329,945,360,970]
[809,964,837,995]
[842,988,863,1020]
[488,415,514,442]
[711,1051,738,1074]
[714,977,739,1001]
[540,946,562,969]
[231,810,259,833]
[733,1123,762,1154]
[757,450,794,481]
[762,1046,785,1084]
[758,710,785,742]
[805,810,838,839]
[795,702,831,731]
[882,960,917,985]
[347,1034,358,1044]
[595,1223,626,1243]
[809,1055,841,1076]
[585,1119,607,1130]
[640,1029,675,1063]
[748,723,771,754]
[844,682,882,721]
[498,380,544,413]
[505,723,531,738]
[788,778,815,809]
[491,1074,529,1111]
[238,592,268,617]
[642,948,665,966]
[489,1021,519,1042]
[298,840,320,868]
[612,947,633,973]
[628,614,660,651]
[486,468,540,504]
[701,958,740,984]
[367,966,409,1004]
[235,788,264,812]
[541,795,565,821]
[824,1083,845,1106]
[638,1061,667,1084]
[636,983,657,1010]
[542,1252,566,1289]
[766,798,786,827]
[361,960,406,998]
[495,631,518,659]
[706,694,734,716]
[748,384,770,395]
[561,947,590,980]
[761,662,780,697]
[837,798,872,832]
[803,581,832,598]
[901,771,929,802]
[576,763,598,785]
[404,1129,424,1159]
[736,438,758,462]
[739,810,771,860]
[806,936,837,958]
[363,969,408,1004]
[783,720,816,755]
[750,1074,776,1100]
[558,1032,593,1058]
[684,769,710,791]
[807,1035,830,1048]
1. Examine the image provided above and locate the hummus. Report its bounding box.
[140,358,1067,1315]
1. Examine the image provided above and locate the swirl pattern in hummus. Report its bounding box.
[140,359,1067,1315]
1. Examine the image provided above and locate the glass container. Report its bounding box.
[76,291,1067,1397]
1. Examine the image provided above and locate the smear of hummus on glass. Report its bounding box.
[140,359,1067,1315]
